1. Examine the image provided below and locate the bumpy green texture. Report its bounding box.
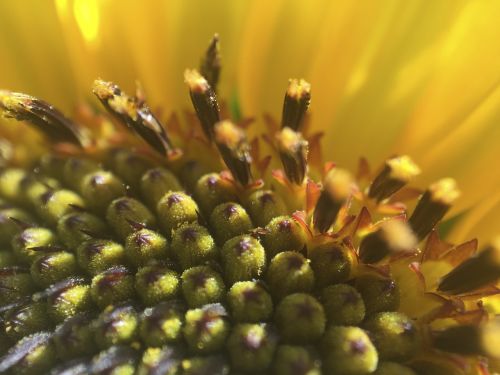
[221,234,266,285]
[245,189,288,227]
[321,326,379,375]
[262,215,308,257]
[274,293,326,344]
[181,265,225,308]
[0,154,429,375]
[227,281,273,322]
[363,312,419,361]
[267,251,315,298]
[209,202,252,245]
[171,223,217,269]
[135,265,180,305]
[156,191,199,237]
[194,173,237,216]
[321,283,366,326]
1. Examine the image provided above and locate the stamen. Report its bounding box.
[437,240,500,294]
[433,320,500,358]
[359,220,417,263]
[281,79,311,131]
[0,90,88,147]
[214,121,252,186]
[184,69,220,142]
[313,168,353,233]
[200,34,221,91]
[409,178,460,241]
[368,155,420,202]
[92,80,174,156]
[276,127,309,185]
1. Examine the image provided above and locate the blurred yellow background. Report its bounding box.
[0,0,499,243]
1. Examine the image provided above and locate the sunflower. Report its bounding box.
[0,1,499,374]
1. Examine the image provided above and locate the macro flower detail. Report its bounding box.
[0,34,499,375]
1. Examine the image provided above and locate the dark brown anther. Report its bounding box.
[200,34,221,91]
[359,220,416,264]
[437,240,500,294]
[409,178,460,241]
[433,320,500,358]
[92,79,174,156]
[0,90,88,147]
[214,120,253,186]
[184,69,220,142]
[368,155,420,202]
[281,79,311,131]
[313,168,353,233]
[276,127,309,185]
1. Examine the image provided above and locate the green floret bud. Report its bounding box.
[0,168,28,205]
[11,226,57,264]
[80,170,127,214]
[34,189,86,227]
[245,189,288,227]
[262,215,308,258]
[38,154,66,180]
[227,281,273,323]
[309,242,352,288]
[106,196,157,240]
[135,265,180,306]
[272,345,321,375]
[0,251,16,267]
[209,202,253,245]
[139,301,186,347]
[57,211,109,250]
[91,266,135,309]
[363,312,419,361]
[30,250,78,287]
[4,301,50,341]
[0,332,57,375]
[53,314,95,360]
[180,159,211,192]
[321,284,365,326]
[90,345,138,375]
[109,148,154,191]
[355,274,400,315]
[267,251,314,299]
[221,234,266,285]
[170,223,217,269]
[374,362,417,375]
[156,191,199,237]
[0,208,34,246]
[274,293,325,344]
[183,304,230,354]
[138,346,183,375]
[0,267,36,303]
[21,175,60,206]
[321,326,378,375]
[140,167,182,209]
[125,228,168,267]
[94,305,139,349]
[62,157,100,191]
[45,277,93,322]
[181,355,229,375]
[76,238,126,275]
[226,323,277,372]
[194,173,237,215]
[181,265,226,308]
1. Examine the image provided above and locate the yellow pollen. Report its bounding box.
[380,220,417,253]
[184,69,210,93]
[386,155,420,182]
[214,121,244,149]
[324,168,354,201]
[108,96,137,121]
[429,178,460,205]
[287,79,311,100]
[92,79,116,100]
[276,127,304,153]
